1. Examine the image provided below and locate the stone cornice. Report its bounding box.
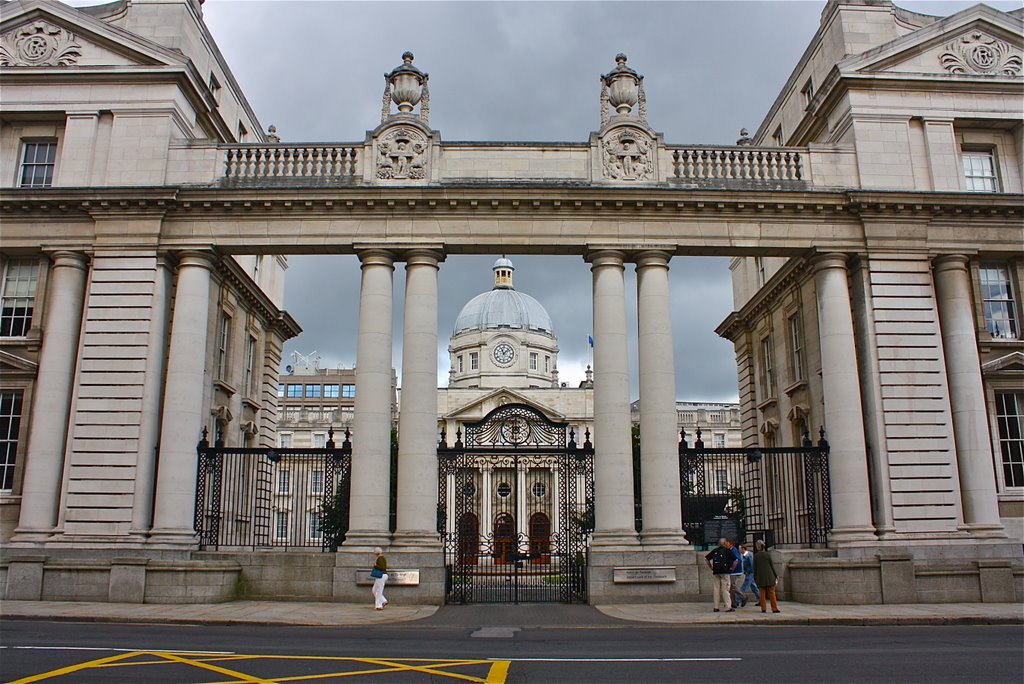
[716,257,815,342]
[215,255,296,336]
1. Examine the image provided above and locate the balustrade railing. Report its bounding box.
[670,146,804,184]
[223,144,360,183]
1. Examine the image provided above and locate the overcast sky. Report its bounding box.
[130,1,1021,401]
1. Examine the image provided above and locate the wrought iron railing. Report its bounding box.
[194,428,352,550]
[679,428,832,548]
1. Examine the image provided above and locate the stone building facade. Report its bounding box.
[0,0,1021,605]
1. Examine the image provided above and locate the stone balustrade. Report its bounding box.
[223,144,360,183]
[669,146,804,184]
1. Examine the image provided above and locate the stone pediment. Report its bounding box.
[840,7,1022,79]
[444,388,565,424]
[0,349,38,375]
[0,0,189,70]
[982,351,1024,373]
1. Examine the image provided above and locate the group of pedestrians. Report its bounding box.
[704,537,780,614]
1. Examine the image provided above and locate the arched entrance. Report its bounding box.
[440,403,594,604]
[529,512,551,564]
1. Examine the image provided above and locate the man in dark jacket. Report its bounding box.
[704,538,739,612]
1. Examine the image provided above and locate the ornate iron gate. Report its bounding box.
[438,404,594,604]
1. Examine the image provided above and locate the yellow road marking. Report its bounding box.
[10,650,511,684]
[8,650,140,683]
[485,660,511,684]
[150,651,274,683]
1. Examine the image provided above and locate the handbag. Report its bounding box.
[370,567,383,579]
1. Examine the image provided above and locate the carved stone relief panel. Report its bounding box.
[940,31,1022,76]
[600,127,655,181]
[0,21,82,67]
[376,126,429,180]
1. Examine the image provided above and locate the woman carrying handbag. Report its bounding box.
[371,547,389,610]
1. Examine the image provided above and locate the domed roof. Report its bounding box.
[453,258,554,335]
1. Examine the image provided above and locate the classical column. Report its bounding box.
[130,255,172,536]
[635,251,687,546]
[149,251,217,546]
[13,252,88,541]
[394,249,443,548]
[344,249,396,549]
[587,250,639,547]
[933,255,1005,536]
[811,253,876,542]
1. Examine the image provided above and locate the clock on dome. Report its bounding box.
[493,342,516,367]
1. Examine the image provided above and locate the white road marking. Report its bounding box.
[0,646,235,654]
[489,657,741,662]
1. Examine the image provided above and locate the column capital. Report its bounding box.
[933,254,971,273]
[810,252,850,273]
[633,250,672,270]
[46,250,89,271]
[403,248,445,268]
[175,249,218,272]
[585,249,626,270]
[356,248,396,269]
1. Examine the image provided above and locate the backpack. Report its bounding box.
[711,547,734,574]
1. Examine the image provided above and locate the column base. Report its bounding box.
[961,522,1008,539]
[828,526,880,544]
[341,529,394,551]
[146,529,199,548]
[639,529,691,549]
[590,530,641,550]
[391,530,442,551]
[9,527,58,545]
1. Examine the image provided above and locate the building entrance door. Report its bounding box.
[439,403,594,604]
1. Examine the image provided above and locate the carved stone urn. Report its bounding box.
[602,53,640,115]
[388,51,426,113]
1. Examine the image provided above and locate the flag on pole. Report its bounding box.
[588,335,594,347]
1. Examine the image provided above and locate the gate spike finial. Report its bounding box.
[326,426,336,449]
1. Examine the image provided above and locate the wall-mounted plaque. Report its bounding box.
[355,569,420,586]
[612,566,676,583]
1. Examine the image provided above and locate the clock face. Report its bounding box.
[493,342,515,366]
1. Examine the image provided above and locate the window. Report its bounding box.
[529,352,538,370]
[279,432,292,448]
[713,433,726,449]
[19,140,57,188]
[458,355,464,373]
[324,384,339,398]
[341,384,356,398]
[962,149,997,192]
[275,511,288,540]
[979,264,1018,339]
[0,390,23,491]
[788,313,805,382]
[277,470,290,494]
[305,384,321,398]
[312,432,326,449]
[216,314,231,380]
[756,257,766,288]
[0,259,39,337]
[469,353,478,371]
[532,481,547,498]
[801,77,814,108]
[772,125,784,147]
[286,384,302,398]
[544,355,551,373]
[277,383,285,398]
[759,337,775,398]
[311,470,324,495]
[251,256,260,281]
[995,392,1023,488]
[309,511,323,540]
[237,121,248,142]
[245,336,257,396]
[715,469,729,494]
[496,482,512,498]
[208,72,221,103]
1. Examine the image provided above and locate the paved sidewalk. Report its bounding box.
[1,599,1020,627]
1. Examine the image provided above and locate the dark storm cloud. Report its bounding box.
[184,0,1015,401]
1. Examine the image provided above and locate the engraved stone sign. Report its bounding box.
[355,569,420,586]
[612,566,676,583]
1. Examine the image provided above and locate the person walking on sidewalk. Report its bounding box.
[739,544,760,606]
[705,538,740,612]
[371,547,389,610]
[753,539,780,614]
[728,539,745,608]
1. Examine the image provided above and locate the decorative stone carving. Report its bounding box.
[376,126,429,180]
[940,31,1021,76]
[601,127,654,181]
[0,21,82,67]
